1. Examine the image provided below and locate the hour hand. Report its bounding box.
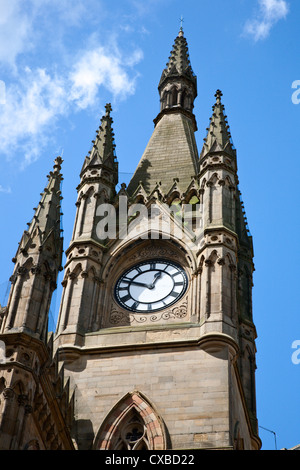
[149,272,162,288]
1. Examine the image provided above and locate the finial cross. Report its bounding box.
[179,15,184,31]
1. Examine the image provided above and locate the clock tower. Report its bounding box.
[54,28,260,450]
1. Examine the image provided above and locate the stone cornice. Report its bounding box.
[153,107,198,131]
[0,332,50,364]
[55,328,240,361]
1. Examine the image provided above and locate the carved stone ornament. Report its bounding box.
[17,266,28,276]
[3,388,15,401]
[31,264,42,275]
[109,299,188,326]
[129,246,177,262]
[18,394,29,407]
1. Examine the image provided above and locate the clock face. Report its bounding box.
[114,260,188,313]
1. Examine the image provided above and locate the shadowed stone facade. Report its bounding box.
[0,29,260,450]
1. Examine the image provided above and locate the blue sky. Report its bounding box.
[0,0,299,451]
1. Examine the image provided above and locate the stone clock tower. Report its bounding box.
[0,28,260,450]
[54,28,260,450]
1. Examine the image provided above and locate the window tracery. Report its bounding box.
[113,412,150,450]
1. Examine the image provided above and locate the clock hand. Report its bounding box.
[130,273,162,290]
[149,272,162,289]
[130,281,152,288]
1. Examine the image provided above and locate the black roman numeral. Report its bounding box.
[121,294,131,303]
[169,291,178,298]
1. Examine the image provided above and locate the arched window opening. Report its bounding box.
[161,91,167,111]
[170,87,178,107]
[187,195,200,231]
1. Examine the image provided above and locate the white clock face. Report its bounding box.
[114,260,188,313]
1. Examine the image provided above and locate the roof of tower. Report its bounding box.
[158,29,197,92]
[201,90,235,157]
[127,111,199,196]
[81,103,118,176]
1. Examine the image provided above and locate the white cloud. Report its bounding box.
[0,184,11,194]
[0,0,32,69]
[0,0,144,168]
[69,46,143,109]
[0,0,104,69]
[0,68,68,166]
[0,44,143,166]
[244,0,289,41]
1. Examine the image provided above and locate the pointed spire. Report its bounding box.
[81,103,118,181]
[159,29,197,91]
[155,29,197,128]
[26,156,64,246]
[201,90,235,157]
[4,157,64,338]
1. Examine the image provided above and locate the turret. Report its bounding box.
[198,91,257,428]
[157,28,197,120]
[55,105,119,343]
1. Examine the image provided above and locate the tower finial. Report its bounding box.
[179,15,184,35]
[215,89,223,103]
[105,103,112,116]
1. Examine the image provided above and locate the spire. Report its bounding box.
[3,157,64,339]
[24,156,64,251]
[81,103,118,185]
[127,31,199,196]
[201,90,235,158]
[156,29,197,122]
[159,29,197,92]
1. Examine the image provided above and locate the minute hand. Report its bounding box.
[130,280,153,288]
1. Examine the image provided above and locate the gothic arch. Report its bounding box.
[167,192,181,206]
[98,188,109,203]
[207,249,219,264]
[79,186,95,236]
[24,439,40,450]
[184,187,199,203]
[69,263,82,279]
[85,265,97,279]
[94,391,167,450]
[224,175,234,188]
[207,173,219,186]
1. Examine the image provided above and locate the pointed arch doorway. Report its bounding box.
[94,391,168,450]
